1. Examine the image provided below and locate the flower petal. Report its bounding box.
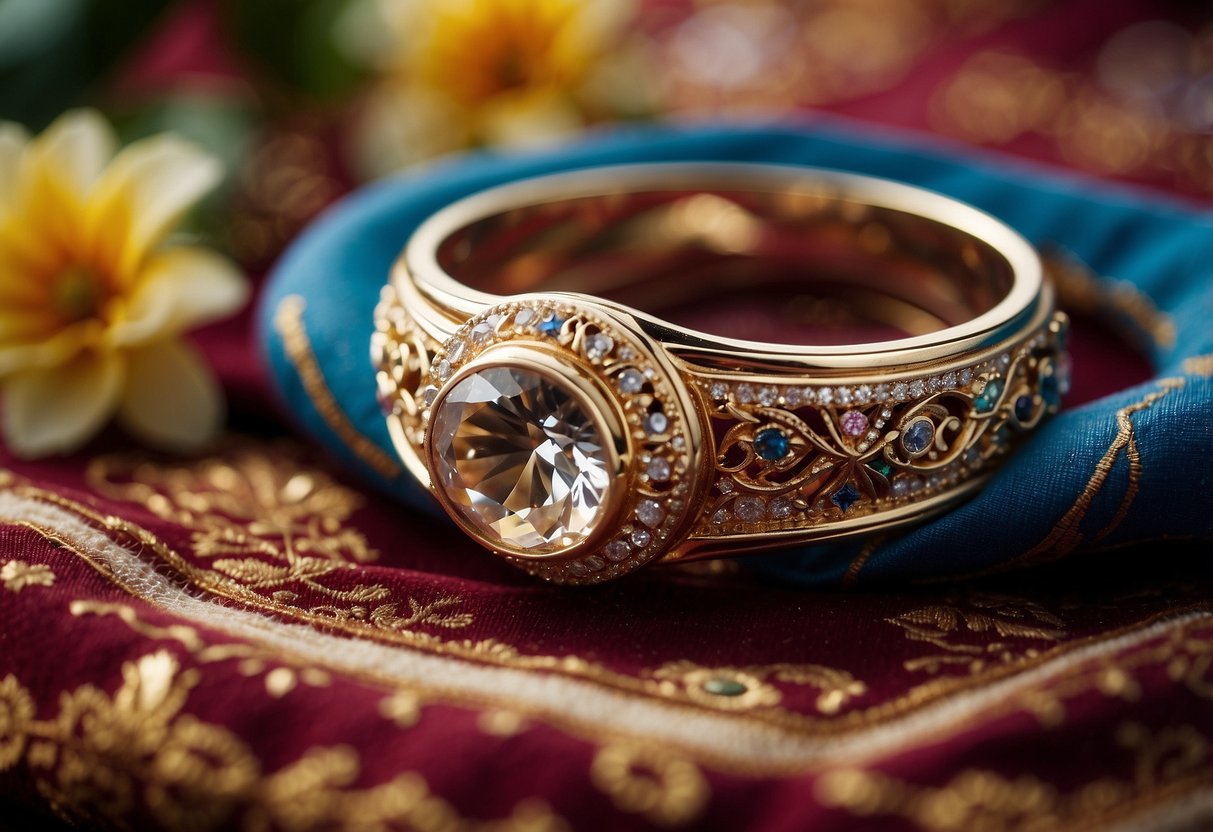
[1,350,123,457]
[117,339,223,452]
[14,110,116,265]
[85,134,223,281]
[0,122,31,217]
[0,320,101,377]
[109,247,248,347]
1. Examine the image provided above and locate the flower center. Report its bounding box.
[51,265,105,323]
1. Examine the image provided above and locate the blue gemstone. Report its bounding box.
[901,419,935,456]
[831,483,860,512]
[1041,374,1060,408]
[538,315,564,336]
[975,378,1004,413]
[754,427,790,461]
[1014,394,1034,423]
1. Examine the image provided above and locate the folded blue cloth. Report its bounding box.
[257,122,1213,585]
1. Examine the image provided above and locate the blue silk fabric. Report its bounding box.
[256,123,1213,585]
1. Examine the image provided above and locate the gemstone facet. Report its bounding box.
[754,427,790,461]
[901,418,935,457]
[431,366,611,553]
[831,483,860,512]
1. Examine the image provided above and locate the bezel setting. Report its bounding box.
[411,297,705,585]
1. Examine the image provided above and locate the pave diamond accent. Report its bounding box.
[431,366,611,552]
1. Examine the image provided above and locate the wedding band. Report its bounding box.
[371,163,1069,585]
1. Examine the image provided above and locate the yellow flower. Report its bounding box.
[347,0,654,175]
[0,110,248,457]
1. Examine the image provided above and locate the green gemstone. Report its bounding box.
[975,378,1004,413]
[703,678,747,697]
[867,459,893,478]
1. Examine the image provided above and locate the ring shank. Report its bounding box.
[401,164,1044,372]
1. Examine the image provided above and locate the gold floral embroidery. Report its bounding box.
[0,559,55,592]
[274,294,402,479]
[814,722,1213,831]
[70,601,334,700]
[590,742,709,827]
[0,651,568,831]
[889,593,1066,674]
[82,443,475,638]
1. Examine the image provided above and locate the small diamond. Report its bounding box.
[831,484,860,512]
[618,345,636,360]
[800,388,817,404]
[647,458,672,481]
[709,382,728,401]
[585,333,614,359]
[782,387,803,408]
[711,509,729,524]
[754,427,790,461]
[942,371,957,388]
[671,436,686,451]
[631,529,652,548]
[874,384,890,402]
[855,385,872,405]
[514,308,536,327]
[717,480,735,494]
[605,540,631,562]
[421,385,440,406]
[567,562,589,577]
[908,380,926,399]
[891,478,911,497]
[734,495,766,522]
[758,385,778,406]
[584,555,605,572]
[959,367,974,387]
[769,497,794,519]
[928,376,943,393]
[841,410,869,437]
[891,382,908,400]
[997,352,1011,370]
[447,340,466,363]
[636,499,664,527]
[735,383,756,403]
[836,387,853,406]
[434,360,452,381]
[644,412,669,435]
[619,370,645,393]
[471,315,500,342]
[818,387,834,406]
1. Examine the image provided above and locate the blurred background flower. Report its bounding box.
[340,0,656,176]
[0,109,246,457]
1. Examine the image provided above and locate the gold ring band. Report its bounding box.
[371,164,1069,584]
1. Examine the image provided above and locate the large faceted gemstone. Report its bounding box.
[430,366,612,552]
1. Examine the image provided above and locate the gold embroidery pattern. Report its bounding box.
[6,483,1212,752]
[82,444,474,639]
[0,650,568,831]
[653,662,866,715]
[890,594,1066,675]
[1007,379,1183,568]
[590,743,709,827]
[814,722,1213,831]
[273,294,402,479]
[0,558,55,593]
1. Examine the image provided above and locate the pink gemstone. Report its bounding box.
[841,410,869,437]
